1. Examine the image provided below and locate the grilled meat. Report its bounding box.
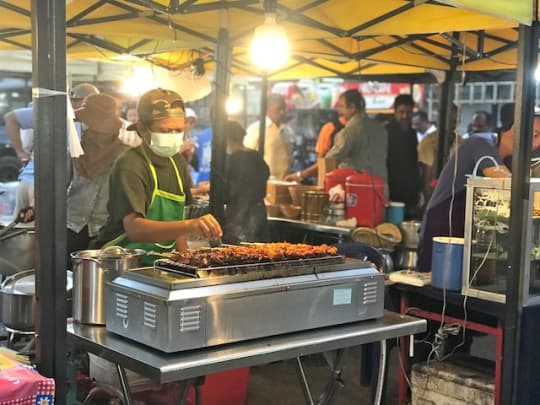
[168,242,338,269]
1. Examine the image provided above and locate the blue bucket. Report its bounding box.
[386,201,405,224]
[431,237,464,291]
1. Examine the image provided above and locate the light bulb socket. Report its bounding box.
[263,0,277,13]
[191,58,206,76]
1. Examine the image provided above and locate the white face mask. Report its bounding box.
[149,131,183,157]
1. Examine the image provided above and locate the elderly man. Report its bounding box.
[97,88,222,262]
[325,89,388,182]
[244,94,292,179]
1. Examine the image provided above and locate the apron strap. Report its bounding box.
[141,148,159,197]
[169,156,184,194]
[141,148,185,201]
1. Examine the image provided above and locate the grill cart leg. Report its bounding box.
[115,363,133,405]
[296,357,315,404]
[295,349,346,405]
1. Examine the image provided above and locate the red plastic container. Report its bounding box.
[324,168,357,192]
[185,368,250,405]
[345,173,387,227]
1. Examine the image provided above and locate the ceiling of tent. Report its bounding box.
[0,0,532,79]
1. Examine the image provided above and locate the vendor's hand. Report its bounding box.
[190,214,222,240]
[284,171,302,182]
[197,181,210,194]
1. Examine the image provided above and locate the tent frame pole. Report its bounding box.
[210,25,231,224]
[435,33,458,176]
[503,21,539,405]
[32,0,68,403]
[258,76,269,156]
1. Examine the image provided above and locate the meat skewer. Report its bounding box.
[168,242,338,269]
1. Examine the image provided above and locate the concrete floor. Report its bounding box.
[246,334,494,405]
[247,347,401,405]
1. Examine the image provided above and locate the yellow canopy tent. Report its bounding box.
[439,0,534,25]
[0,0,527,79]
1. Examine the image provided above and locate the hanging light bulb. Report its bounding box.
[250,11,289,71]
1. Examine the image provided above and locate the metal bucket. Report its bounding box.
[399,221,421,249]
[0,229,36,276]
[0,269,73,331]
[71,246,145,325]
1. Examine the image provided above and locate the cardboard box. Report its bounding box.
[317,157,337,189]
[266,181,293,205]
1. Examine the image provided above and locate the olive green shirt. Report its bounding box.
[98,143,193,243]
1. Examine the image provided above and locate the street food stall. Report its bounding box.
[1,0,539,404]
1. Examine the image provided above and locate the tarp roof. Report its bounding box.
[0,0,531,78]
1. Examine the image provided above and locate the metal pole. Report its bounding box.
[31,0,68,403]
[503,21,538,405]
[258,76,269,156]
[210,20,231,225]
[435,34,458,177]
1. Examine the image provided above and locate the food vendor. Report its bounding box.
[97,88,222,263]
[418,109,540,272]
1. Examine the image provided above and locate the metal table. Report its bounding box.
[68,311,425,404]
[268,217,353,243]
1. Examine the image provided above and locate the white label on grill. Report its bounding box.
[333,288,352,305]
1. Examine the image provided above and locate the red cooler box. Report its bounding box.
[325,168,357,192]
[185,368,250,405]
[345,173,386,227]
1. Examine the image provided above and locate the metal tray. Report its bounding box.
[121,256,373,290]
[154,254,345,278]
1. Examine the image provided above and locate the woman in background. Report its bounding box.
[223,120,270,244]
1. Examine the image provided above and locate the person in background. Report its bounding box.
[118,102,142,148]
[223,120,270,244]
[4,83,100,215]
[126,104,138,124]
[67,92,138,257]
[497,103,515,167]
[469,110,497,144]
[325,89,388,184]
[180,107,199,172]
[97,88,222,263]
[244,94,291,179]
[193,118,212,183]
[386,94,420,219]
[179,107,209,196]
[284,111,347,182]
[417,103,459,208]
[417,109,540,273]
[70,83,100,110]
[411,110,437,143]
[4,106,34,211]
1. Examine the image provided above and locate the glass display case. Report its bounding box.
[462,177,540,304]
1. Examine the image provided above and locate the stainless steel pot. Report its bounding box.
[71,246,145,325]
[0,269,73,331]
[399,221,421,249]
[0,228,35,276]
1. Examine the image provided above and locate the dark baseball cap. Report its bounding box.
[129,88,185,130]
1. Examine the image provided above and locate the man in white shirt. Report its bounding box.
[411,110,437,143]
[244,94,291,179]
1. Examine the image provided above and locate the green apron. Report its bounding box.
[105,150,185,265]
